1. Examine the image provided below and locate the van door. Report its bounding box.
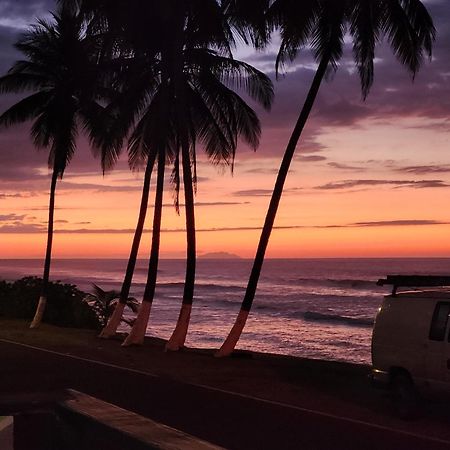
[427,302,450,387]
[446,317,450,385]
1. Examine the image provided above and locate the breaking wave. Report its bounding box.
[302,311,374,327]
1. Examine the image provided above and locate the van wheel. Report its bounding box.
[391,373,421,420]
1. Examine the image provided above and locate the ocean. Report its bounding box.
[1,258,449,364]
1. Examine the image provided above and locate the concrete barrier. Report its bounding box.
[8,390,224,450]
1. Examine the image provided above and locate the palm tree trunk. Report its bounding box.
[216,55,330,356]
[99,153,156,338]
[166,138,196,351]
[123,149,165,346]
[30,168,58,329]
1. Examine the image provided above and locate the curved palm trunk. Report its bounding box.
[166,140,196,351]
[216,55,330,356]
[122,150,165,346]
[30,168,58,329]
[99,154,156,338]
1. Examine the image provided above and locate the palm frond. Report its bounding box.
[269,0,319,75]
[187,49,274,111]
[402,0,435,57]
[381,0,435,76]
[0,71,49,94]
[221,0,271,48]
[0,91,50,128]
[310,0,347,70]
[349,0,383,98]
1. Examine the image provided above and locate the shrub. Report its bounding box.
[0,277,100,329]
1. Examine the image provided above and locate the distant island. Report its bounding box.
[199,252,241,259]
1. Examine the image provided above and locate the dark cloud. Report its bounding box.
[397,165,450,175]
[0,213,26,221]
[313,99,370,126]
[27,206,91,211]
[296,155,327,162]
[0,1,55,25]
[1,217,449,234]
[315,179,450,190]
[0,192,29,199]
[327,162,364,171]
[3,221,449,234]
[163,201,250,207]
[0,223,46,233]
[0,224,312,234]
[245,168,279,175]
[351,219,449,227]
[59,182,142,193]
[233,189,273,197]
[0,1,55,73]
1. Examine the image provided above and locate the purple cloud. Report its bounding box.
[315,179,450,190]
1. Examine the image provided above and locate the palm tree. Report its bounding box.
[122,145,166,346]
[62,0,164,339]
[119,3,274,347]
[83,283,138,328]
[0,6,106,328]
[55,1,272,345]
[217,0,436,356]
[97,155,156,337]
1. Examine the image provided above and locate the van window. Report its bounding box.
[429,302,450,341]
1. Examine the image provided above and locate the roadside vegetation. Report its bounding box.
[0,277,98,329]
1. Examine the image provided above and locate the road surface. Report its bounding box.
[1,340,449,450]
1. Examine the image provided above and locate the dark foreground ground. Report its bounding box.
[1,320,450,450]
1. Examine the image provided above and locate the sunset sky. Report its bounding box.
[0,0,449,259]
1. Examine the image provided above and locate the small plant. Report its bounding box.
[83,284,138,328]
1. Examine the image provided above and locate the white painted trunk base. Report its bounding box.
[99,302,126,338]
[122,301,152,346]
[215,309,249,357]
[30,296,47,329]
[165,304,192,351]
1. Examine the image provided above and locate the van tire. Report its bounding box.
[391,372,421,420]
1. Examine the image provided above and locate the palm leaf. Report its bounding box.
[0,91,51,128]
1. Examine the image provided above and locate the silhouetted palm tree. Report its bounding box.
[72,0,273,344]
[62,0,164,338]
[0,7,106,328]
[121,4,274,347]
[83,283,138,328]
[217,0,436,356]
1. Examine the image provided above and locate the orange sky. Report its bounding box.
[2,115,450,259]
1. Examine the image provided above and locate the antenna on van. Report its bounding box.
[377,275,450,296]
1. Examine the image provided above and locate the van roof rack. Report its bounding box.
[377,275,450,295]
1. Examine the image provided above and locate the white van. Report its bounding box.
[372,276,450,415]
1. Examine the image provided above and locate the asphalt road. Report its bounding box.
[1,340,449,450]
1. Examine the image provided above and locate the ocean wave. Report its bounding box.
[155,281,244,292]
[302,311,374,327]
[283,277,377,290]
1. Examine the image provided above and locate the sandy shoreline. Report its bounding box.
[1,319,450,443]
